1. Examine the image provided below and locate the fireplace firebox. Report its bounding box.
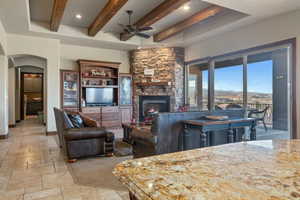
[139,96,170,122]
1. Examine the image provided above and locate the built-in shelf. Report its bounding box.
[136,82,171,87]
[82,85,119,88]
[63,97,78,99]
[64,89,77,92]
[82,76,118,79]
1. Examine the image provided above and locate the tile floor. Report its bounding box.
[256,126,289,140]
[0,119,131,200]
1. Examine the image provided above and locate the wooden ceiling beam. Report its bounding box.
[153,5,224,42]
[50,0,68,32]
[120,0,190,41]
[88,0,128,37]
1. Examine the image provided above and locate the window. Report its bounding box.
[185,44,292,140]
[214,57,243,110]
[187,63,209,110]
[247,59,273,109]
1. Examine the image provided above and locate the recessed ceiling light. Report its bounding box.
[75,14,82,19]
[183,4,190,11]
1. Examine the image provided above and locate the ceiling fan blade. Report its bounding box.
[123,29,131,34]
[118,23,126,28]
[126,25,135,32]
[138,27,153,32]
[135,32,151,39]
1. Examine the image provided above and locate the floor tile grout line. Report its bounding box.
[3,118,130,200]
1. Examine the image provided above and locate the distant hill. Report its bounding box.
[190,88,271,99]
[201,89,271,97]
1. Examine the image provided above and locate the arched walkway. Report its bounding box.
[8,54,47,132]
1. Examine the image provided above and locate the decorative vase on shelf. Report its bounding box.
[106,71,112,77]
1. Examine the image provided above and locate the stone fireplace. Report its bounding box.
[139,96,171,122]
[130,47,185,122]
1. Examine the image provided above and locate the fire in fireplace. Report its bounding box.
[139,96,170,122]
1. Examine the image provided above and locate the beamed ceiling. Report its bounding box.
[1,0,300,50]
[29,0,245,42]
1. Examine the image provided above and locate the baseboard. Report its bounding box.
[46,131,57,136]
[0,133,9,139]
[16,120,21,123]
[9,124,16,128]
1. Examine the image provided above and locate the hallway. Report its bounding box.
[0,119,129,200]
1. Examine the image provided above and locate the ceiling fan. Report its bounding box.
[119,10,153,39]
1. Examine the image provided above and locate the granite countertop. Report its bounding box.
[113,140,300,200]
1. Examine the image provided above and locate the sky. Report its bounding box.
[201,60,273,94]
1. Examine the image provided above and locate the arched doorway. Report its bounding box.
[8,54,47,131]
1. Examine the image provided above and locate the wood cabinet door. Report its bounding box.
[101,106,121,128]
[120,106,132,124]
[81,107,101,122]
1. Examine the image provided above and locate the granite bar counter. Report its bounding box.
[113,140,300,200]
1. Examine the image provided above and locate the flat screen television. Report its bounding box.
[85,88,114,106]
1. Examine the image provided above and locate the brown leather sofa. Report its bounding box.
[53,108,114,161]
[131,110,245,158]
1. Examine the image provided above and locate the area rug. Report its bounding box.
[114,139,133,157]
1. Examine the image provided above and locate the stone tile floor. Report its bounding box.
[0,118,131,200]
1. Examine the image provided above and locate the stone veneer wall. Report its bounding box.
[130,47,185,121]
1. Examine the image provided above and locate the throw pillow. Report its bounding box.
[68,114,85,128]
[81,115,98,127]
[63,111,74,129]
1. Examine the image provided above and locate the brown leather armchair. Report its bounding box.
[53,108,114,162]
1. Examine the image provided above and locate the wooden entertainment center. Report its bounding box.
[60,59,132,128]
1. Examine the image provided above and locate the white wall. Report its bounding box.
[0,19,8,136]
[8,66,15,125]
[185,9,300,138]
[186,10,300,60]
[20,66,44,73]
[15,68,20,121]
[14,56,47,69]
[0,20,6,55]
[60,44,130,73]
[7,34,60,132]
[0,55,8,136]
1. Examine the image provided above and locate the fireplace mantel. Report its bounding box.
[136,82,172,92]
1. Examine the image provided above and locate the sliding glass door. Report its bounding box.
[247,54,273,135]
[247,49,290,139]
[186,44,293,139]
